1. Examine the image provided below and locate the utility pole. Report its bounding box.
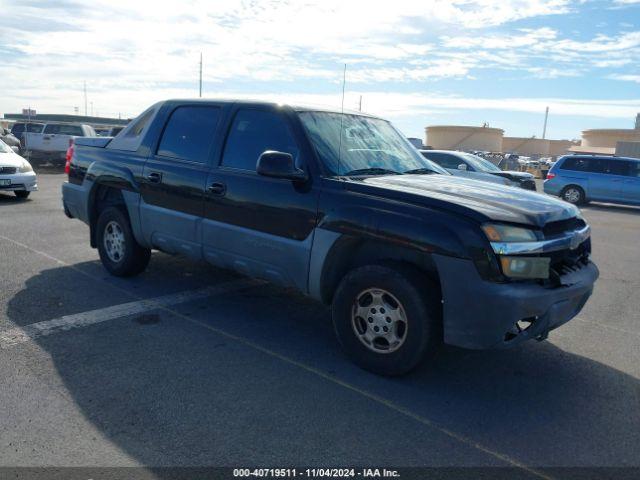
[84,81,88,117]
[358,95,362,112]
[542,106,549,139]
[199,52,203,98]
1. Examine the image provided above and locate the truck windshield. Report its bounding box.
[298,111,447,176]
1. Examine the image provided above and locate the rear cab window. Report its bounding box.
[107,104,161,152]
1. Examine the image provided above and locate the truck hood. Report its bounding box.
[354,174,578,227]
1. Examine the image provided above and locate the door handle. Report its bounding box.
[207,182,226,196]
[146,172,163,184]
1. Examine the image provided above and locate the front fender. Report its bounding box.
[309,203,499,303]
[317,204,475,258]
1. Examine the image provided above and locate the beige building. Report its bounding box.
[425,124,575,157]
[548,139,578,157]
[425,125,503,152]
[569,128,640,155]
[502,137,551,156]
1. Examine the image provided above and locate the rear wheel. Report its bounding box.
[96,206,151,277]
[14,191,30,199]
[560,185,585,205]
[332,264,441,376]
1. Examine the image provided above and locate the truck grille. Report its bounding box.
[542,217,586,238]
[0,167,17,174]
[547,238,591,286]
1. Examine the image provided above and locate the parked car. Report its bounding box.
[0,139,37,198]
[1,128,21,150]
[23,123,96,165]
[420,150,537,190]
[62,99,598,376]
[544,155,640,206]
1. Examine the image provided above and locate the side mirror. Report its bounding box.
[457,163,468,171]
[257,151,307,181]
[10,146,19,154]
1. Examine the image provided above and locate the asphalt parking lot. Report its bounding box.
[1,173,639,475]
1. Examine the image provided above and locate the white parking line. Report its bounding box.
[0,279,253,349]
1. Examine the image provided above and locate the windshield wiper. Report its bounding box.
[403,168,439,175]
[342,168,403,176]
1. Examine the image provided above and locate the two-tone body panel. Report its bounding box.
[62,99,598,351]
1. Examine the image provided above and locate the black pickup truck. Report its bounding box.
[62,100,598,375]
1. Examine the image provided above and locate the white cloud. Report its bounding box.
[0,0,637,132]
[609,74,640,82]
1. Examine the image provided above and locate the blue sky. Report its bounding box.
[1,0,639,140]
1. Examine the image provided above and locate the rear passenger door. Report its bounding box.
[139,104,222,259]
[585,158,626,201]
[202,106,319,291]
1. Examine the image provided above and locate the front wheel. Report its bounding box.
[332,264,441,376]
[14,191,30,199]
[96,206,151,277]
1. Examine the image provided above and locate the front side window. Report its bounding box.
[43,124,60,134]
[157,106,221,163]
[460,153,502,172]
[221,109,299,171]
[299,112,446,176]
[423,152,463,170]
[561,157,606,173]
[57,125,83,136]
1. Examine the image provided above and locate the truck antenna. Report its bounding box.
[337,63,347,177]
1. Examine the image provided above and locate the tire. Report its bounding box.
[96,206,151,277]
[331,264,442,376]
[14,191,30,199]
[560,185,585,205]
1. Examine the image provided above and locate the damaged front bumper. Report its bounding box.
[433,254,599,349]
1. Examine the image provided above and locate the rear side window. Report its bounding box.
[608,160,630,176]
[11,124,25,136]
[157,106,221,163]
[422,152,462,169]
[221,109,299,171]
[630,162,640,177]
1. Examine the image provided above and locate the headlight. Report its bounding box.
[19,161,33,173]
[482,224,541,242]
[500,256,550,279]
